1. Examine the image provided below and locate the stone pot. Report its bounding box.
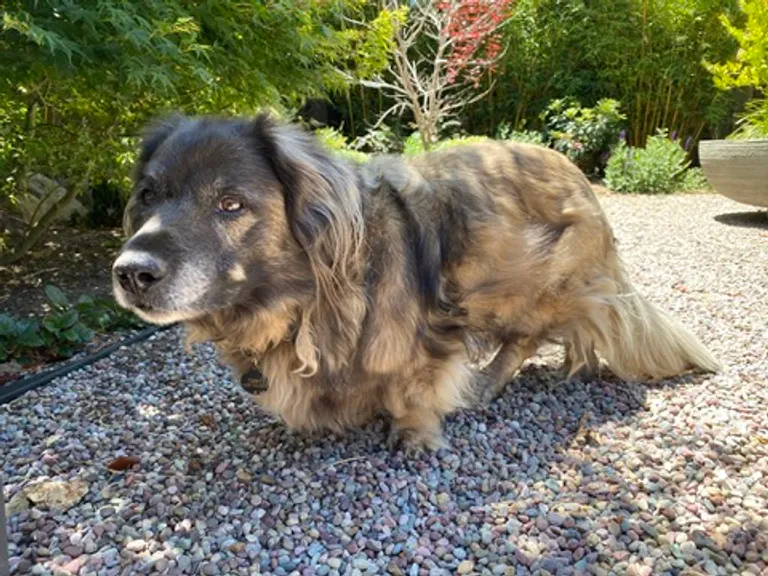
[698,139,768,208]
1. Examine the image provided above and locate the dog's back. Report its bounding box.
[375,139,720,383]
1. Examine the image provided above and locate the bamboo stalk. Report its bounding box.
[661,82,673,130]
[359,84,368,128]
[643,79,653,143]
[346,89,356,140]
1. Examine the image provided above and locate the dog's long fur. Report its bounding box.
[114,112,720,450]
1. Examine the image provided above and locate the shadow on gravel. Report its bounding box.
[713,210,768,230]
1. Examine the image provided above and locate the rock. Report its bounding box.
[126,539,147,552]
[177,555,192,571]
[548,512,566,526]
[236,469,253,483]
[680,541,697,556]
[626,563,652,576]
[24,479,89,512]
[99,506,115,518]
[4,491,30,517]
[457,560,475,574]
[62,545,83,557]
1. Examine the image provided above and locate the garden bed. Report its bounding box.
[0,221,146,389]
[0,224,123,318]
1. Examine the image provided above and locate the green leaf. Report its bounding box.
[43,317,61,334]
[55,344,75,358]
[45,285,70,309]
[58,309,80,329]
[16,321,45,349]
[77,295,95,307]
[0,314,18,337]
[72,324,95,343]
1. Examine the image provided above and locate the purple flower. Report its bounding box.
[684,136,693,151]
[671,130,678,141]
[618,129,626,141]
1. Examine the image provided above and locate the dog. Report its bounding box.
[112,111,720,451]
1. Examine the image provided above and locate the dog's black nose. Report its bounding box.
[113,255,167,295]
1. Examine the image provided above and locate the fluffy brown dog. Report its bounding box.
[112,112,720,451]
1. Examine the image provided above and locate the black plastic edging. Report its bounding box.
[0,324,175,405]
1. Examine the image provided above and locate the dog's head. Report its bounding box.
[112,112,365,333]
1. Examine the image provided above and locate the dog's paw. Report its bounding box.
[386,424,449,455]
[476,385,504,409]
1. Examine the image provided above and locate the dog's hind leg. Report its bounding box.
[561,333,600,381]
[475,335,539,406]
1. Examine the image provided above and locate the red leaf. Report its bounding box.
[107,456,140,471]
[201,414,218,429]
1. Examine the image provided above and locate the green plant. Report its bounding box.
[496,123,545,145]
[455,0,741,149]
[0,1,396,263]
[314,127,370,163]
[0,315,45,363]
[403,132,489,156]
[403,132,426,156]
[541,98,626,174]
[604,129,710,194]
[349,125,400,154]
[707,0,768,139]
[727,99,768,139]
[0,284,145,364]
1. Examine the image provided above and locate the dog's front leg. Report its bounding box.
[475,335,539,406]
[386,406,448,454]
[382,359,477,453]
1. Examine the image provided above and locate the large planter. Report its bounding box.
[699,139,768,208]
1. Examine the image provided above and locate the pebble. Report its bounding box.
[125,539,147,552]
[1,194,766,574]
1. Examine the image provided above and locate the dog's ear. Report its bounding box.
[249,112,366,374]
[134,113,186,178]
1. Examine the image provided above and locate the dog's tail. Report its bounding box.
[568,257,721,381]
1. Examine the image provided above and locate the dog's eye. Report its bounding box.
[218,196,244,213]
[140,188,156,206]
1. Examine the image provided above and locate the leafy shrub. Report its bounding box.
[403,132,489,156]
[0,285,144,364]
[402,132,426,156]
[350,126,400,154]
[433,135,489,152]
[541,98,626,174]
[604,129,710,195]
[707,0,768,141]
[314,127,370,163]
[496,123,546,145]
[727,99,768,140]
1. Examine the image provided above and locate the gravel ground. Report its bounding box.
[2,193,767,576]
